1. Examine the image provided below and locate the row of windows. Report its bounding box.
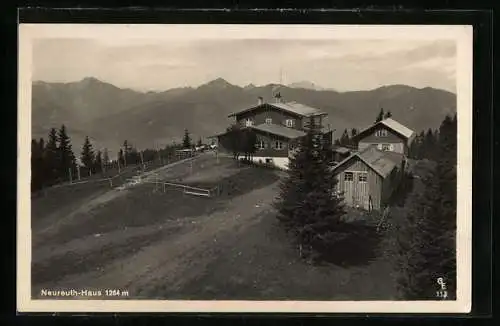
[256,140,286,150]
[374,129,389,137]
[245,118,295,127]
[344,172,368,182]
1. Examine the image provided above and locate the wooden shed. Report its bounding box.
[331,145,405,211]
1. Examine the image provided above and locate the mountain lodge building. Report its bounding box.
[212,94,333,169]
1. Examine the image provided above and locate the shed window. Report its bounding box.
[344,172,354,181]
[274,141,284,150]
[358,172,368,182]
[375,129,388,137]
[256,140,266,150]
[285,119,294,127]
[245,118,254,127]
[265,118,273,124]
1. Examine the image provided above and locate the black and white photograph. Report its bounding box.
[17,24,472,313]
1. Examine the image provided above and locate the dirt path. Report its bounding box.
[32,178,280,298]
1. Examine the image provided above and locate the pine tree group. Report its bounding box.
[31,125,78,191]
[396,113,457,300]
[274,117,345,260]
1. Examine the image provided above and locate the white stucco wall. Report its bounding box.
[240,156,290,170]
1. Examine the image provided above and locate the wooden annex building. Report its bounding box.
[331,117,415,211]
[331,145,405,211]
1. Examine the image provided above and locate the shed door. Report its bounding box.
[355,172,369,210]
[343,171,355,206]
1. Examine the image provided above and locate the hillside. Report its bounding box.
[31,77,456,157]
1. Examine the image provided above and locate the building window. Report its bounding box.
[381,144,391,151]
[285,119,294,127]
[375,129,388,137]
[274,141,283,150]
[358,172,368,182]
[256,140,266,150]
[245,118,254,127]
[265,118,272,124]
[344,172,353,181]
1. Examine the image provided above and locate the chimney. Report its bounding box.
[274,92,282,103]
[258,96,263,105]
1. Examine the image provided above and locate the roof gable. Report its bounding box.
[250,123,306,139]
[228,101,326,118]
[331,145,403,178]
[355,118,416,144]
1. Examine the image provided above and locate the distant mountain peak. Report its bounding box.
[199,77,234,89]
[288,81,325,91]
[243,83,256,90]
[80,76,102,84]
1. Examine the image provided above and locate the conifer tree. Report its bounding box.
[81,136,95,170]
[423,128,438,161]
[375,108,385,123]
[94,150,103,173]
[396,114,457,300]
[182,129,192,149]
[45,128,59,184]
[58,125,76,181]
[350,128,358,147]
[118,148,125,167]
[123,140,131,166]
[197,137,203,147]
[103,148,110,166]
[274,116,345,260]
[339,129,350,146]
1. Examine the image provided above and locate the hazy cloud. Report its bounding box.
[33,38,457,92]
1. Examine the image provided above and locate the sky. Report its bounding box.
[32,37,457,93]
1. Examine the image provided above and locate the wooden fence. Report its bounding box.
[158,181,220,198]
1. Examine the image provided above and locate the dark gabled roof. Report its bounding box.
[331,145,404,178]
[228,101,327,118]
[355,118,416,144]
[250,123,307,139]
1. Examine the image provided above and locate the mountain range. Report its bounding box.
[31,77,457,158]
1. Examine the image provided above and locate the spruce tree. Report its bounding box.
[423,128,437,161]
[103,148,110,166]
[339,129,350,146]
[396,115,457,300]
[123,140,131,166]
[81,136,95,170]
[57,125,76,181]
[350,128,358,147]
[94,150,103,173]
[274,116,345,260]
[182,129,192,149]
[45,128,59,185]
[118,148,125,167]
[375,108,385,123]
